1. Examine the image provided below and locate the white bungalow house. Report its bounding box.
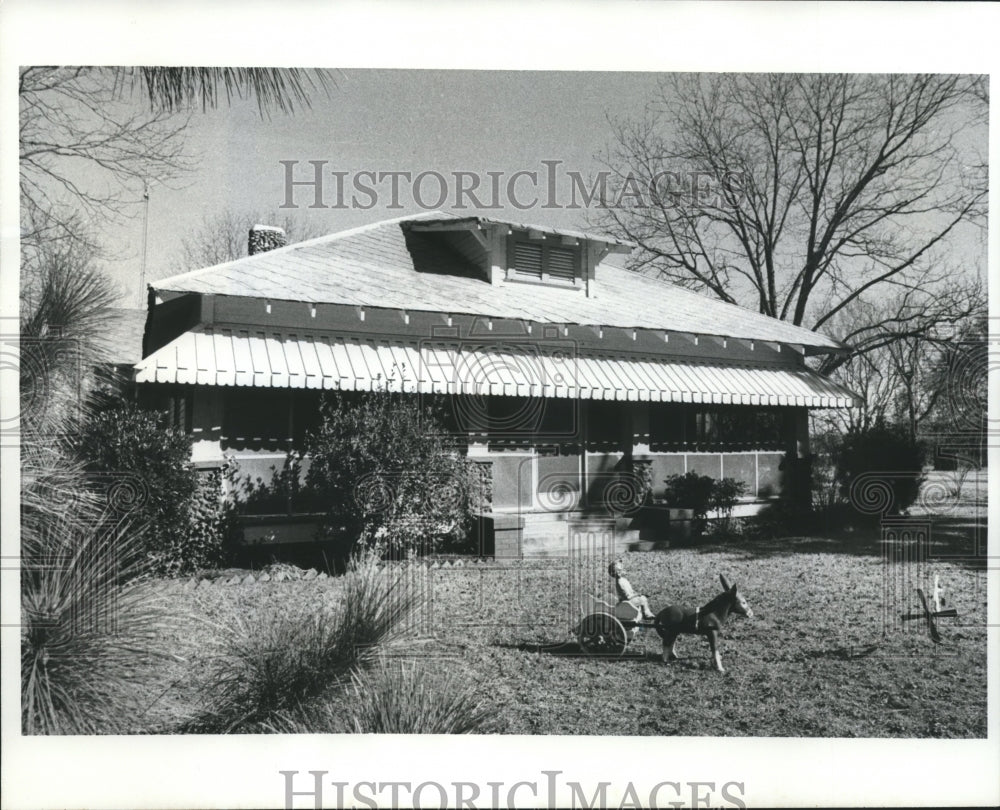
[134,212,857,556]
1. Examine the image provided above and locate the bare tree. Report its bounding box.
[19,67,192,259]
[916,312,989,487]
[176,208,328,271]
[597,74,987,374]
[20,66,334,262]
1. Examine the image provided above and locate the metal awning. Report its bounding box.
[134,329,858,408]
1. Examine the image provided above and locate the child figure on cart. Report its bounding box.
[608,559,656,621]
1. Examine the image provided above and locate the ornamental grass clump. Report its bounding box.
[270,659,495,735]
[338,660,495,734]
[190,551,423,732]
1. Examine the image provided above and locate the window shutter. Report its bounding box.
[513,242,543,279]
[548,247,576,281]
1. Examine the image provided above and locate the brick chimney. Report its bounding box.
[248,224,288,256]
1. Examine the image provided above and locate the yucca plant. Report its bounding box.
[189,551,424,733]
[21,512,175,734]
[126,67,334,116]
[186,598,353,733]
[20,401,178,734]
[20,238,178,734]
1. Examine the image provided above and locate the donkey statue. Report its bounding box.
[654,574,753,673]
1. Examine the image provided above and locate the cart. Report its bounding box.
[576,596,658,656]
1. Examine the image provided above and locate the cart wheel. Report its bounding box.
[577,612,628,656]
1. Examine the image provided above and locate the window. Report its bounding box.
[223,389,291,450]
[138,385,192,433]
[507,237,581,286]
[484,395,579,450]
[650,404,786,451]
[587,400,624,449]
[291,390,323,445]
[649,403,689,450]
[167,392,192,433]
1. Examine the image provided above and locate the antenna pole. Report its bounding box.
[139,181,150,307]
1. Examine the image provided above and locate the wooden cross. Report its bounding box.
[900,579,958,643]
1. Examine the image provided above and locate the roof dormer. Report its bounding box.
[403,214,632,297]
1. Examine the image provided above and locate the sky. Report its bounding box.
[20,68,987,316]
[103,70,669,305]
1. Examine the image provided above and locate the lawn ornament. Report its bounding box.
[654,574,753,673]
[900,576,957,643]
[576,594,659,656]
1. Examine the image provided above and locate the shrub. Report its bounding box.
[190,551,423,732]
[304,392,476,560]
[711,477,748,535]
[712,477,747,520]
[662,472,747,537]
[182,465,239,573]
[75,403,234,575]
[662,472,715,519]
[810,433,842,511]
[75,403,195,571]
[835,424,927,516]
[271,660,495,734]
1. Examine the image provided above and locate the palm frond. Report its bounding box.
[131,67,335,117]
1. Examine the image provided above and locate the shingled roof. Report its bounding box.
[101,307,147,365]
[152,212,845,352]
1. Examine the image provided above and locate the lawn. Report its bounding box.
[130,518,988,738]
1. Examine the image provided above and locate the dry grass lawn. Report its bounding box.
[130,513,987,738]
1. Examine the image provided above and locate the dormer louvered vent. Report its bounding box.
[548,247,575,281]
[508,237,581,287]
[513,242,544,280]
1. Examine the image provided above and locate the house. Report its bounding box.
[100,307,147,394]
[134,212,857,557]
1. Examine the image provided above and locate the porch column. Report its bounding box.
[191,387,224,465]
[793,408,810,458]
[629,403,654,507]
[784,407,812,511]
[630,402,651,456]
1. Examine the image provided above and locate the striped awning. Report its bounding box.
[134,329,858,408]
